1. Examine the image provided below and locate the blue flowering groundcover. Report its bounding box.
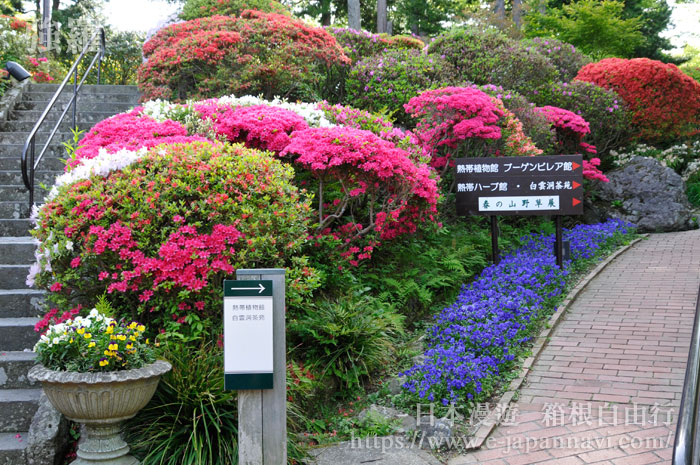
[400,219,636,406]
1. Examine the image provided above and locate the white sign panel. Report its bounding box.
[478,195,560,212]
[224,294,274,375]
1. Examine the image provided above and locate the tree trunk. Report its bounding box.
[52,0,59,12]
[348,0,361,30]
[321,0,331,26]
[377,0,387,33]
[493,0,506,19]
[512,0,523,28]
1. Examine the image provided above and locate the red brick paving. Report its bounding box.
[450,230,700,465]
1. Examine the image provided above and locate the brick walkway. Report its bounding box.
[450,230,700,465]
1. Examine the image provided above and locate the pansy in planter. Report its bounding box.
[34,305,156,373]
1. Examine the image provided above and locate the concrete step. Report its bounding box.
[30,83,140,95]
[0,186,47,203]
[0,266,30,289]
[0,352,37,389]
[0,142,68,158]
[0,219,33,237]
[0,318,40,351]
[0,290,44,318]
[10,109,124,125]
[0,389,41,433]
[15,101,135,114]
[0,132,76,145]
[0,431,27,464]
[0,157,64,172]
[0,202,31,220]
[0,237,36,265]
[0,171,59,186]
[23,91,141,104]
[0,119,93,133]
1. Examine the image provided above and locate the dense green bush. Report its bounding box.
[428,28,560,96]
[521,37,591,82]
[180,0,288,19]
[288,291,404,393]
[530,80,631,161]
[346,50,457,126]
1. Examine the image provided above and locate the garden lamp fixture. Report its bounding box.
[4,61,31,81]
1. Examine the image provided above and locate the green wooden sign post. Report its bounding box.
[223,269,286,465]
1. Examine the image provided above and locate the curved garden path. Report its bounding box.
[451,229,700,465]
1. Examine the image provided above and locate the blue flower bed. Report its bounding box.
[400,219,635,406]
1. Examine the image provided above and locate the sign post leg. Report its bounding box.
[490,216,500,265]
[236,269,287,465]
[555,216,563,268]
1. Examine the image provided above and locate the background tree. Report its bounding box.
[0,0,22,14]
[525,0,645,58]
[528,0,674,60]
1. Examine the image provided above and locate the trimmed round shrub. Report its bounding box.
[346,50,457,127]
[328,27,391,64]
[384,34,424,51]
[530,80,631,159]
[521,37,591,82]
[576,58,700,144]
[30,142,314,335]
[138,12,351,102]
[180,0,288,19]
[428,28,560,96]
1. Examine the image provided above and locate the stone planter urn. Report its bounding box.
[28,360,171,465]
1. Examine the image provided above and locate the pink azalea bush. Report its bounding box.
[281,127,438,256]
[405,87,542,174]
[70,111,210,168]
[533,106,608,182]
[31,142,317,335]
[194,102,309,152]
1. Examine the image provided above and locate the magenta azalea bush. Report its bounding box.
[405,87,542,173]
[534,105,608,182]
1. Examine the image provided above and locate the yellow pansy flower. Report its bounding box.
[99,359,109,367]
[108,343,118,351]
[105,326,114,334]
[137,325,145,332]
[129,335,136,342]
[88,342,96,348]
[76,328,85,335]
[116,334,126,341]
[84,333,92,339]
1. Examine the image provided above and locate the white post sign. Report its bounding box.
[223,279,274,390]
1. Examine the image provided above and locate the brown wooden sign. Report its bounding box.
[455,154,584,217]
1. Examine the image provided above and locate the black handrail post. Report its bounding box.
[72,65,78,129]
[29,139,35,206]
[97,28,105,85]
[20,27,106,207]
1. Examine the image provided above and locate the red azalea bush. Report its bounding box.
[71,111,210,168]
[194,102,309,152]
[31,142,316,335]
[280,126,438,251]
[180,0,289,20]
[576,58,700,143]
[405,87,542,173]
[138,12,351,102]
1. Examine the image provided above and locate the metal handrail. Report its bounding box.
[21,27,105,206]
[673,285,700,465]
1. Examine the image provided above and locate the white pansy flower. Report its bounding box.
[65,240,73,251]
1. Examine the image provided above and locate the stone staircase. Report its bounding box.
[0,83,140,464]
